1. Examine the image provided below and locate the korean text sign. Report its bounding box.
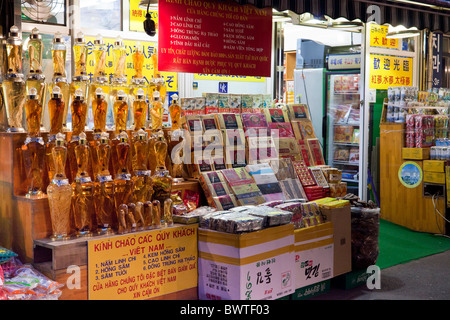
[369,54,413,89]
[87,225,198,300]
[158,0,272,77]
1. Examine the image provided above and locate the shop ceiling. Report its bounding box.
[224,0,450,33]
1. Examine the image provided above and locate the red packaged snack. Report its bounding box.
[183,189,200,211]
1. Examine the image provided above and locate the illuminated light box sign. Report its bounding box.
[369,54,413,90]
[87,225,198,300]
[158,0,272,77]
[369,24,399,49]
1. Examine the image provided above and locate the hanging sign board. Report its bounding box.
[327,54,361,70]
[369,54,413,90]
[431,32,443,88]
[87,225,198,300]
[158,0,272,77]
[85,36,177,92]
[369,24,400,50]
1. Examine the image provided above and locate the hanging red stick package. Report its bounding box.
[183,189,200,211]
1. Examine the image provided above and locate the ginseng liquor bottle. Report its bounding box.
[47,133,72,240]
[72,132,96,236]
[132,88,148,131]
[150,90,163,131]
[114,132,133,230]
[22,87,45,198]
[93,132,116,234]
[151,132,173,205]
[132,129,153,204]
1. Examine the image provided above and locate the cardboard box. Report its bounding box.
[294,222,334,289]
[319,205,351,277]
[423,160,445,173]
[402,148,430,160]
[198,224,295,300]
[423,171,446,184]
[291,280,330,300]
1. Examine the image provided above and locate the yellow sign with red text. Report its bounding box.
[369,54,413,89]
[87,225,198,300]
[369,24,399,49]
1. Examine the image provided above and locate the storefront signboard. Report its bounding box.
[431,32,443,88]
[369,24,400,50]
[85,36,178,92]
[158,0,272,77]
[87,225,198,300]
[369,54,413,90]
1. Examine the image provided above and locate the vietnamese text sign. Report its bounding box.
[85,36,178,92]
[87,225,198,300]
[158,0,272,77]
[369,54,413,89]
[194,73,265,82]
[369,24,399,49]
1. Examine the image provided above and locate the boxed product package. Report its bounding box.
[298,141,313,166]
[319,204,351,277]
[225,148,247,168]
[204,93,219,114]
[307,138,325,166]
[309,167,329,188]
[292,160,316,187]
[292,120,316,141]
[213,194,239,210]
[246,163,285,202]
[228,94,242,114]
[269,122,295,138]
[294,222,334,289]
[264,107,290,123]
[218,94,230,113]
[333,126,354,143]
[247,136,279,164]
[198,224,295,300]
[241,113,269,137]
[241,94,254,113]
[288,104,310,121]
[221,168,265,206]
[216,113,243,130]
[329,182,348,198]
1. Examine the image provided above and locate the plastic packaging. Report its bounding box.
[350,206,380,269]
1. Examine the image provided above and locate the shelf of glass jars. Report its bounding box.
[0,128,200,264]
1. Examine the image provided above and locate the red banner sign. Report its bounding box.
[158,0,272,77]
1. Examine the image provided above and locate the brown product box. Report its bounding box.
[216,113,243,130]
[307,138,326,166]
[288,104,310,121]
[275,137,300,156]
[320,205,352,277]
[292,119,316,141]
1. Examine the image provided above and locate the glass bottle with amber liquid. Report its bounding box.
[168,93,184,181]
[148,50,167,107]
[129,42,147,129]
[151,132,173,205]
[2,25,26,132]
[114,132,133,229]
[71,32,90,129]
[72,132,96,236]
[22,87,45,198]
[110,36,130,129]
[132,129,152,203]
[46,86,66,182]
[132,88,148,131]
[93,132,116,234]
[113,89,129,134]
[26,27,47,132]
[47,133,72,240]
[68,88,88,182]
[89,35,111,130]
[150,90,163,131]
[50,32,70,131]
[92,87,108,134]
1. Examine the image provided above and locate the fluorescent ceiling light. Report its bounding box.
[327,17,364,30]
[386,25,420,39]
